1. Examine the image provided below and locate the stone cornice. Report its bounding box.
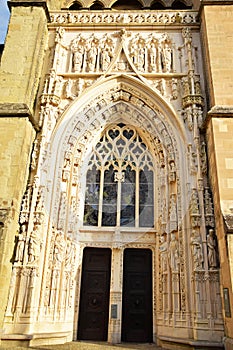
[8,0,50,22]
[0,103,39,130]
[202,106,233,129]
[200,0,233,4]
[208,106,233,117]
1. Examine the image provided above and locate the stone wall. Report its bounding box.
[200,5,233,107]
[201,3,233,348]
[0,2,48,344]
[0,5,48,118]
[0,118,35,340]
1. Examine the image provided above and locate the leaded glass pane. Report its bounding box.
[139,169,154,227]
[121,166,135,226]
[102,166,117,226]
[83,166,100,226]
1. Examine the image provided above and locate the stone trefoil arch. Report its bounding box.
[3,16,223,349]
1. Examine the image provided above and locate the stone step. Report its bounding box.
[0,342,163,350]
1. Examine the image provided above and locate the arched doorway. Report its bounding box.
[3,75,224,348]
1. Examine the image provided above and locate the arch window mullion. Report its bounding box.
[135,168,140,228]
[98,168,105,227]
[116,179,122,227]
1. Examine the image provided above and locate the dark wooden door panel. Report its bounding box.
[78,248,111,341]
[122,248,153,343]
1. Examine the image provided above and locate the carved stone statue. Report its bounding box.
[169,232,179,273]
[148,41,157,72]
[161,42,172,72]
[159,234,168,272]
[73,46,84,72]
[15,229,26,263]
[207,229,218,269]
[87,44,98,72]
[100,45,113,71]
[130,41,145,72]
[65,79,75,100]
[191,229,203,270]
[28,228,41,264]
[53,232,66,266]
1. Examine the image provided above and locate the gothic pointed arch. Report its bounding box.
[171,0,192,9]
[90,1,105,10]
[68,1,83,9]
[111,0,143,10]
[151,1,166,9]
[45,75,188,239]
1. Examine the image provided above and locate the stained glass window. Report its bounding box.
[83,124,154,228]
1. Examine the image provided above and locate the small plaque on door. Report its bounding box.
[111,304,117,319]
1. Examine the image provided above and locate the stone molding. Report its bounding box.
[49,10,199,26]
[0,103,39,130]
[0,103,31,116]
[159,335,224,349]
[200,0,233,5]
[208,106,233,117]
[8,0,50,22]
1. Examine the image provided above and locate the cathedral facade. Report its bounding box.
[0,0,233,349]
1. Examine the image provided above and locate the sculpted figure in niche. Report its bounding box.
[130,40,145,72]
[100,45,113,71]
[87,42,98,72]
[148,40,157,72]
[65,237,75,269]
[169,232,179,273]
[191,229,204,270]
[73,46,84,72]
[161,42,172,73]
[28,227,41,264]
[207,229,218,269]
[159,234,168,272]
[65,79,75,100]
[53,232,66,266]
[15,226,26,262]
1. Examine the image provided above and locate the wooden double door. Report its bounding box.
[78,247,153,343]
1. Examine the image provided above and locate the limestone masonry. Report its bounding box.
[0,1,233,349]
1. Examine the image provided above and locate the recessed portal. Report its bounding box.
[77,248,112,341]
[122,248,153,342]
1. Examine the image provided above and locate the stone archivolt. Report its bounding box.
[3,15,223,349]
